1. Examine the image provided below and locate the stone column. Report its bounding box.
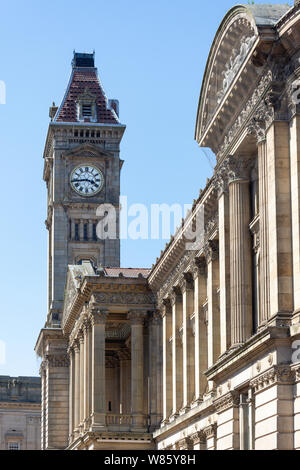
[79,332,84,429]
[128,310,147,431]
[257,139,270,326]
[149,312,163,430]
[88,219,93,242]
[83,320,91,430]
[227,156,253,346]
[74,341,80,432]
[215,171,231,353]
[79,220,84,241]
[118,349,131,415]
[162,299,172,424]
[267,121,293,322]
[192,257,208,402]
[290,115,300,318]
[90,308,108,431]
[205,240,220,367]
[180,273,195,412]
[170,287,183,417]
[68,347,74,440]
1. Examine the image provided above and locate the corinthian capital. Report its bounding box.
[89,306,109,326]
[222,155,253,183]
[247,101,274,143]
[128,310,147,325]
[204,239,219,263]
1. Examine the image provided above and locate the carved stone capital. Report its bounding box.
[214,391,240,414]
[161,298,172,317]
[170,286,182,306]
[190,431,206,446]
[192,257,207,279]
[89,307,109,326]
[222,155,253,183]
[204,239,219,263]
[202,423,217,439]
[177,437,193,450]
[179,272,194,293]
[128,310,147,325]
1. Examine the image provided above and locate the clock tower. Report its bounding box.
[44,52,125,326]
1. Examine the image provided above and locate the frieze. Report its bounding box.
[250,366,297,393]
[43,353,70,369]
[92,291,155,306]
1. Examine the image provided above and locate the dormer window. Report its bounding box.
[76,88,97,122]
[82,104,92,118]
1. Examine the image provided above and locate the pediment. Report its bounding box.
[63,142,113,160]
[195,4,290,154]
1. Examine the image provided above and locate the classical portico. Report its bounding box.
[61,265,159,450]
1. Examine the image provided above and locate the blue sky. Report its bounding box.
[0,0,293,376]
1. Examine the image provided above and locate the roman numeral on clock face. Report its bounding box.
[70,165,104,197]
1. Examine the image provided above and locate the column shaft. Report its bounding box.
[218,191,231,352]
[90,310,107,430]
[74,344,80,430]
[171,292,183,416]
[79,335,84,427]
[193,259,207,401]
[258,140,270,325]
[129,311,146,430]
[182,280,195,411]
[162,305,172,423]
[229,179,252,345]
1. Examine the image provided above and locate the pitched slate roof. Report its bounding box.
[54,53,119,124]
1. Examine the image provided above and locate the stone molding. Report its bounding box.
[127,310,147,325]
[42,353,70,369]
[214,391,240,414]
[250,365,297,393]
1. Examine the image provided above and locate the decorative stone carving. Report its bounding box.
[214,391,240,414]
[217,35,256,104]
[44,353,70,368]
[250,366,296,393]
[190,430,206,446]
[127,310,147,325]
[89,307,108,325]
[217,71,273,159]
[221,155,253,183]
[191,256,207,279]
[204,239,219,263]
[247,100,275,143]
[179,272,194,293]
[169,286,182,307]
[202,423,217,439]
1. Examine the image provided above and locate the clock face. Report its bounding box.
[70,165,104,197]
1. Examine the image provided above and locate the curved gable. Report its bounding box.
[195,4,290,153]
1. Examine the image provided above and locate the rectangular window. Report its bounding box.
[93,224,97,241]
[8,442,20,450]
[75,223,79,241]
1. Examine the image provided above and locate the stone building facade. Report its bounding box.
[36,2,300,450]
[0,377,41,450]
